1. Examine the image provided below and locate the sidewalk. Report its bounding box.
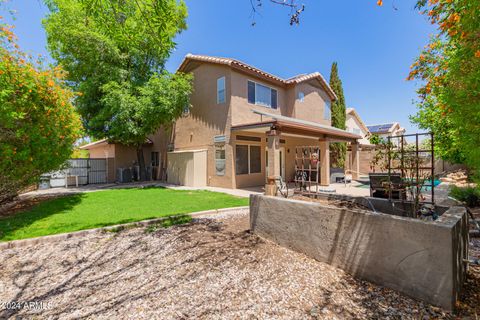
[21,181,262,199]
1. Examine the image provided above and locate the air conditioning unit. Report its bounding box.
[145,166,153,181]
[116,168,132,183]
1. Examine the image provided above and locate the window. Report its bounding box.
[353,128,361,135]
[247,81,277,109]
[236,145,249,175]
[217,76,225,104]
[236,144,261,175]
[151,152,159,167]
[249,145,261,174]
[215,146,226,176]
[298,91,305,102]
[324,100,331,120]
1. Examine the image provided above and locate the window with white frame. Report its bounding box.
[298,91,305,102]
[217,76,225,104]
[236,144,261,175]
[247,81,277,109]
[324,100,331,120]
[215,145,226,176]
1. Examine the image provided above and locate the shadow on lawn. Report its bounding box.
[0,194,85,241]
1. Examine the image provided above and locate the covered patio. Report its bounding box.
[231,111,362,196]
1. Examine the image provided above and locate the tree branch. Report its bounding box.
[250,0,305,26]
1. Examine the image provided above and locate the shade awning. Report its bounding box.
[231,110,362,142]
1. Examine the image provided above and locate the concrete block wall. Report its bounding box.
[249,195,468,310]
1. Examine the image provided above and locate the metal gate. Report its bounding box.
[67,158,107,184]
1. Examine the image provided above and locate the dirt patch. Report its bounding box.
[4,211,474,319]
[0,194,71,218]
[292,195,372,212]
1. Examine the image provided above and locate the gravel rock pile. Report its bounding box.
[0,211,477,319]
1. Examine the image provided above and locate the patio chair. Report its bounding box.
[369,173,406,200]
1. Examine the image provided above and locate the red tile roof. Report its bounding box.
[178,54,337,101]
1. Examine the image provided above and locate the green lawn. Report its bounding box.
[0,188,248,242]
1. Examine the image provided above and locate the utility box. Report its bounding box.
[167,149,207,187]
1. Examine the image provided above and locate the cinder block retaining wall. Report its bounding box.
[249,195,468,310]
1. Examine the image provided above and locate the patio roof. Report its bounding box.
[231,110,362,142]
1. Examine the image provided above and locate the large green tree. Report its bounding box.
[409,0,480,178]
[0,18,82,204]
[329,62,347,168]
[43,0,192,180]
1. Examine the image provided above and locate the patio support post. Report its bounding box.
[351,142,360,180]
[319,140,330,186]
[265,129,281,196]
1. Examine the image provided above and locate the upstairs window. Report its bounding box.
[217,76,225,104]
[298,91,305,102]
[324,101,331,120]
[247,80,277,109]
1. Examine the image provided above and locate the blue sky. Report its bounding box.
[1,0,435,133]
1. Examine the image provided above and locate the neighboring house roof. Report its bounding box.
[231,109,362,141]
[178,54,337,101]
[346,108,370,135]
[367,123,402,134]
[79,138,153,150]
[79,139,108,150]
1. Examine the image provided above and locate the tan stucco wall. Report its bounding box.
[229,70,332,127]
[230,70,287,126]
[290,82,331,126]
[173,63,234,188]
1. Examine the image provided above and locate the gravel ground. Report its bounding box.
[0,210,478,319]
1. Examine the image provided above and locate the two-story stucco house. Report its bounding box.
[82,54,361,191]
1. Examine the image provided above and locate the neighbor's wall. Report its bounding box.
[250,195,468,310]
[346,113,371,145]
[88,144,115,159]
[346,148,378,175]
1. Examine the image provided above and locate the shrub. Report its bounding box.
[449,186,480,207]
[0,20,82,204]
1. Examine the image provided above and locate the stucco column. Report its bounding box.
[351,142,360,180]
[265,129,280,196]
[319,140,330,186]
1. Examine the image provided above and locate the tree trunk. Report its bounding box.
[136,146,147,181]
